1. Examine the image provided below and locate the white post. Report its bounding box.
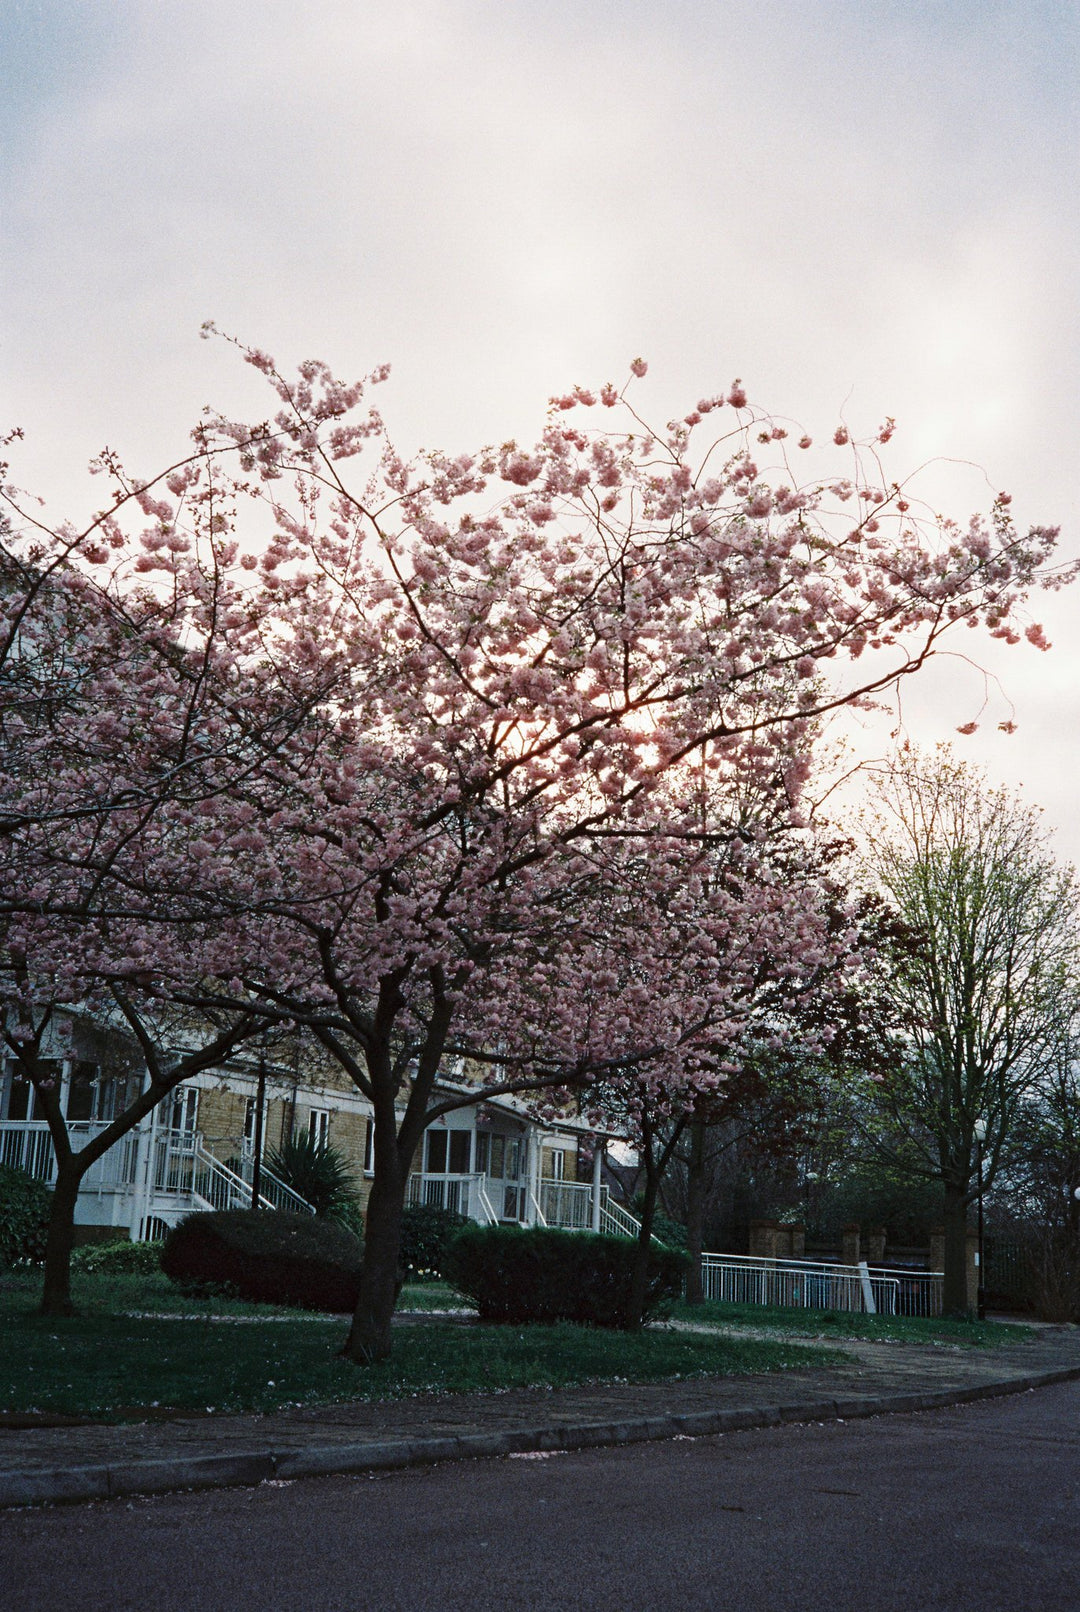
[59,1058,72,1119]
[131,1075,157,1241]
[524,1129,538,1225]
[591,1142,603,1233]
[858,1259,877,1314]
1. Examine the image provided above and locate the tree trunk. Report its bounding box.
[942,1179,971,1318]
[684,1117,707,1307]
[344,1159,406,1363]
[625,1167,662,1331]
[40,1165,82,1317]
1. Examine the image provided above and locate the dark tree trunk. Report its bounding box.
[40,1165,82,1317]
[344,1152,406,1364]
[684,1117,707,1307]
[942,1179,971,1318]
[625,1163,662,1331]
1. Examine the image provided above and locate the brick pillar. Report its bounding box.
[749,1219,780,1258]
[841,1223,860,1266]
[866,1227,886,1264]
[789,1223,806,1259]
[929,1228,946,1272]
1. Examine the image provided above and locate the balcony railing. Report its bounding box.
[0,1119,313,1218]
[408,1171,609,1231]
[0,1120,138,1192]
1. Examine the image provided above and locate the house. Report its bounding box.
[0,1016,633,1242]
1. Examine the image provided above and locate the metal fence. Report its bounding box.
[698,1252,943,1317]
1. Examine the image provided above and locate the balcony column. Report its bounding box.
[59,1059,72,1118]
[524,1129,538,1225]
[591,1142,603,1233]
[130,1074,156,1240]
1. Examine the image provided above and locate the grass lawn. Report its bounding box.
[668,1298,1027,1347]
[0,1270,840,1422]
[398,1279,472,1311]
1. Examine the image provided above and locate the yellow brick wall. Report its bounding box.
[197,1087,247,1149]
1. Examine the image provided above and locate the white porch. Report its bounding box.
[0,1118,312,1239]
[406,1170,639,1238]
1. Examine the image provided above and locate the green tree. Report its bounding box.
[865,748,1078,1315]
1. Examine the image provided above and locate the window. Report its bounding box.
[426,1129,447,1173]
[65,1062,98,1122]
[486,1136,523,1180]
[541,1147,566,1181]
[1,1061,30,1121]
[474,1132,490,1175]
[93,1074,124,1123]
[308,1108,330,1148]
[1,1060,61,1121]
[448,1130,471,1175]
[364,1118,374,1175]
[171,1087,199,1134]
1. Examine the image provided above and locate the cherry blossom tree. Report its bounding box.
[0,340,1069,1352]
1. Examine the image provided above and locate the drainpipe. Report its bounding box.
[250,1055,267,1209]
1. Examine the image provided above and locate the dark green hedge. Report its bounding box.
[400,1202,469,1279]
[161,1209,363,1311]
[0,1165,52,1269]
[445,1224,690,1328]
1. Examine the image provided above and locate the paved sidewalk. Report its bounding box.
[3,1321,1079,1509]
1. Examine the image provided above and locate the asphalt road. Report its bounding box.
[4,1381,1079,1612]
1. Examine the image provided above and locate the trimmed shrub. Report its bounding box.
[400,1201,469,1279]
[70,1239,163,1276]
[0,1165,51,1269]
[445,1224,690,1329]
[161,1209,364,1311]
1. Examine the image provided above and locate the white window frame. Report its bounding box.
[172,1086,200,1135]
[309,1108,330,1148]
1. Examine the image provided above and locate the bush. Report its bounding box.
[0,1166,51,1269]
[265,1133,364,1228]
[445,1224,690,1328]
[400,1201,469,1279]
[161,1209,364,1311]
[70,1239,163,1276]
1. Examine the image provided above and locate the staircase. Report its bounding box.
[153,1131,314,1216]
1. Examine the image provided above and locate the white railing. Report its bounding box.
[539,1179,594,1230]
[0,1119,315,1225]
[219,1141,316,1216]
[698,1252,943,1318]
[151,1130,315,1215]
[600,1194,643,1239]
[407,1172,500,1223]
[409,1171,614,1230]
[0,1119,138,1192]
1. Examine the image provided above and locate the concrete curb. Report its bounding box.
[4,1362,1080,1509]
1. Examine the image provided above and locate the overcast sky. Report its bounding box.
[3,0,1078,852]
